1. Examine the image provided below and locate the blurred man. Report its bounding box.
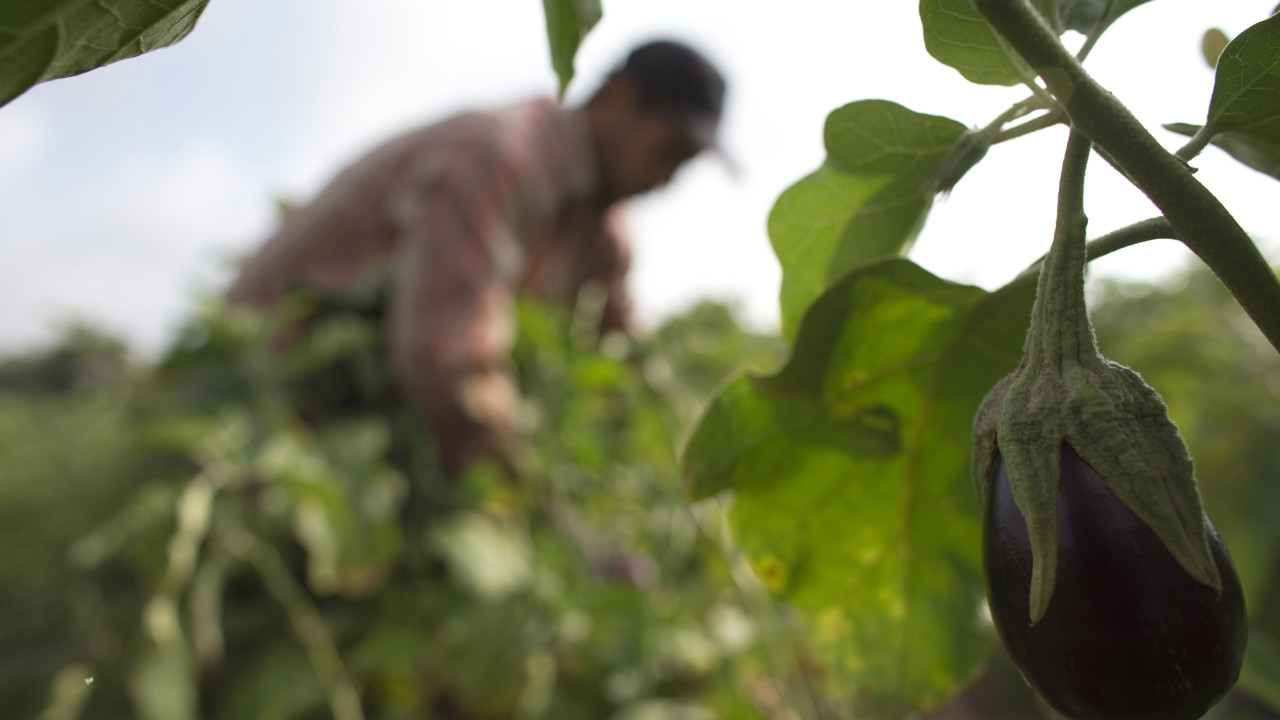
[228,40,726,478]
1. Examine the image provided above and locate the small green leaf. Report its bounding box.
[1203,28,1231,69]
[1204,13,1280,154]
[920,0,1035,86]
[1165,121,1280,181]
[0,0,210,109]
[770,100,966,337]
[542,0,602,97]
[684,259,1035,715]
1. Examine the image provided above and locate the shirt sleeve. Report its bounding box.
[387,146,528,477]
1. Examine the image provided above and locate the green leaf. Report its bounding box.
[1165,121,1280,181]
[1057,0,1108,33]
[1204,13,1280,157]
[1092,0,1156,36]
[1203,28,1231,69]
[920,0,1035,86]
[770,100,966,338]
[0,0,210,109]
[684,259,1035,715]
[542,0,602,97]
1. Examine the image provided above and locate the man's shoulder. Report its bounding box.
[416,97,560,144]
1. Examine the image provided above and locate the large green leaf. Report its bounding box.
[920,0,1035,86]
[541,0,601,97]
[684,259,1035,716]
[770,100,965,337]
[0,0,210,109]
[1165,121,1280,181]
[1203,13,1280,160]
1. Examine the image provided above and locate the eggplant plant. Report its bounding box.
[682,1,1280,718]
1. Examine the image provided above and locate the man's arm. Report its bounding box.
[387,146,527,478]
[595,208,635,336]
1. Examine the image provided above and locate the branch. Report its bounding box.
[226,530,366,720]
[1010,217,1176,284]
[971,0,1280,355]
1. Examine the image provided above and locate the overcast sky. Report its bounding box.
[0,0,1276,353]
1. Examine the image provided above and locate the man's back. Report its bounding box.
[228,98,621,311]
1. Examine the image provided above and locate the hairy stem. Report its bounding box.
[994,108,1066,144]
[997,217,1177,316]
[1027,131,1093,368]
[1175,124,1216,163]
[971,0,1280,354]
[1013,217,1177,283]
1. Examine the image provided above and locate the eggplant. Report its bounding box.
[984,444,1247,720]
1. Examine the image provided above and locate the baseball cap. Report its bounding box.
[618,40,732,166]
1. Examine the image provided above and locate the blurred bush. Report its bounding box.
[0,295,786,720]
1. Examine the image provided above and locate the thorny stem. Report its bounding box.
[972,0,1280,356]
[1026,131,1094,369]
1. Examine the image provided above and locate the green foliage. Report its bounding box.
[770,101,966,337]
[0,297,782,720]
[1164,13,1280,182]
[1206,13,1280,142]
[541,0,602,97]
[685,259,1035,715]
[679,1,1280,718]
[0,0,210,109]
[920,0,1033,86]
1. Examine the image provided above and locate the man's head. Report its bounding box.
[585,40,726,202]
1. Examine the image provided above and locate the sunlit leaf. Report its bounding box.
[1165,121,1280,181]
[771,100,965,337]
[257,428,406,597]
[0,0,210,109]
[684,259,1035,715]
[920,0,1035,86]
[1204,13,1280,161]
[542,0,602,97]
[430,513,533,601]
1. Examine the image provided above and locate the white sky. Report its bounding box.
[0,0,1276,353]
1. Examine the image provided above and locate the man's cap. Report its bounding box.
[618,40,727,155]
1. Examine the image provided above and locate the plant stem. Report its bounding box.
[971,0,1280,355]
[1027,131,1093,368]
[1175,124,1216,163]
[994,109,1066,144]
[226,530,366,720]
[1012,217,1177,283]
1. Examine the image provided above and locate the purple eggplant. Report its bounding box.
[984,444,1247,720]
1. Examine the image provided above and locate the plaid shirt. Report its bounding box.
[228,98,632,473]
